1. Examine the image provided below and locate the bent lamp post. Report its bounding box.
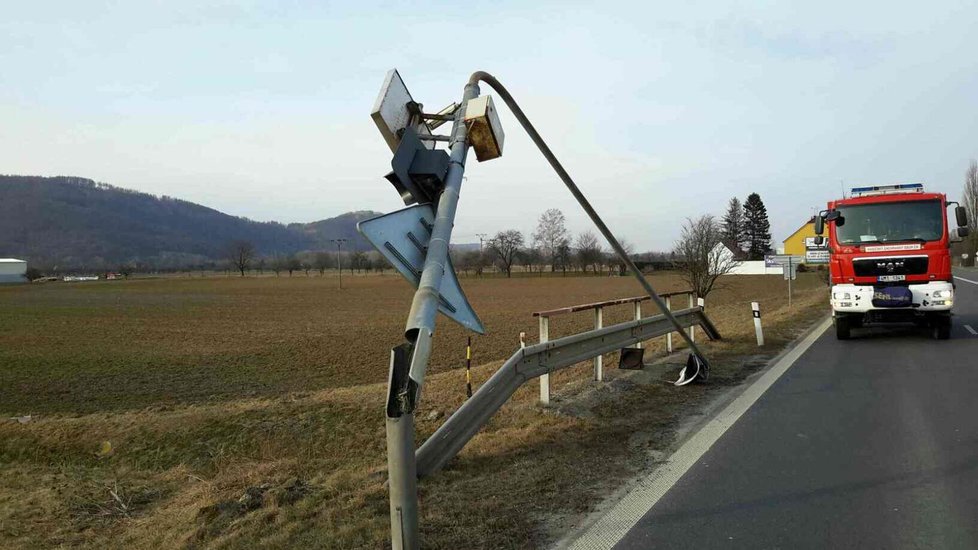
[362,69,712,550]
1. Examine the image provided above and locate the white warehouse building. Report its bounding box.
[0,259,28,283]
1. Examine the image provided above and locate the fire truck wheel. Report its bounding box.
[932,316,951,340]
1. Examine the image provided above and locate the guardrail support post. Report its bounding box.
[594,307,603,381]
[538,316,550,404]
[665,296,673,353]
[633,301,642,349]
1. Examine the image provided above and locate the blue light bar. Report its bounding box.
[850,183,924,197]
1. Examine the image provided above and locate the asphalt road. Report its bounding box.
[613,268,978,549]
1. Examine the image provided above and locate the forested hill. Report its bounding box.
[0,175,380,269]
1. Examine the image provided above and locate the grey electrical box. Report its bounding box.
[385,127,450,206]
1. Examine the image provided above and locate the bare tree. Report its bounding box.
[673,215,736,299]
[520,246,543,274]
[609,238,635,275]
[350,250,368,273]
[554,240,572,275]
[285,254,301,277]
[575,231,603,273]
[368,251,389,274]
[532,208,570,273]
[487,230,524,278]
[313,251,331,275]
[226,240,255,277]
[964,160,978,263]
[461,249,487,277]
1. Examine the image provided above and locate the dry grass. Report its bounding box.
[0,273,828,548]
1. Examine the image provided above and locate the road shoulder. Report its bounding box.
[555,314,832,549]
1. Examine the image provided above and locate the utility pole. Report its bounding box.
[330,238,347,289]
[476,233,488,251]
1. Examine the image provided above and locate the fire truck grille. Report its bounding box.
[852,256,929,277]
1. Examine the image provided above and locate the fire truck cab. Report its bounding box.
[814,183,969,340]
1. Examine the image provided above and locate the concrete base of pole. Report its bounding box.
[386,414,419,550]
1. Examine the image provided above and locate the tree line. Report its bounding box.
[223,240,392,277]
[29,193,774,283]
[449,209,650,278]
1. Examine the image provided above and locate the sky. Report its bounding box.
[2,1,977,251]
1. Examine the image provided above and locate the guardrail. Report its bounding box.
[533,290,700,404]
[415,303,720,478]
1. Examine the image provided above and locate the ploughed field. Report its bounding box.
[0,272,828,549]
[0,272,820,415]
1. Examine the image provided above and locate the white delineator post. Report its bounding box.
[538,317,550,404]
[594,307,603,381]
[665,296,673,353]
[752,301,764,346]
[688,293,696,343]
[633,301,642,349]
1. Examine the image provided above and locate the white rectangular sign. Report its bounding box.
[768,255,805,266]
[804,237,828,249]
[805,249,829,264]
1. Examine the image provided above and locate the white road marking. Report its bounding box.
[562,316,832,550]
[965,325,978,336]
[954,276,978,285]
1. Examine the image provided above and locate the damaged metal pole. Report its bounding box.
[385,80,480,550]
[466,71,711,370]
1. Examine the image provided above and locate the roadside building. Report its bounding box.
[0,258,28,283]
[718,241,783,275]
[783,217,817,256]
[782,216,829,265]
[712,239,746,267]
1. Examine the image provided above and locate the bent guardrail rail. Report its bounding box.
[415,306,721,478]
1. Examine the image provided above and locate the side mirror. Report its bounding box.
[814,214,825,235]
[813,235,824,246]
[956,206,968,228]
[958,226,970,238]
[822,209,844,227]
[950,227,969,243]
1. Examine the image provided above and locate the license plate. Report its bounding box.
[878,275,906,282]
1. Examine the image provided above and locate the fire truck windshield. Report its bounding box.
[835,199,944,245]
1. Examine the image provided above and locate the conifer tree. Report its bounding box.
[743,193,772,260]
[721,197,745,250]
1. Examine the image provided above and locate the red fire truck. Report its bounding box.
[814,183,969,340]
